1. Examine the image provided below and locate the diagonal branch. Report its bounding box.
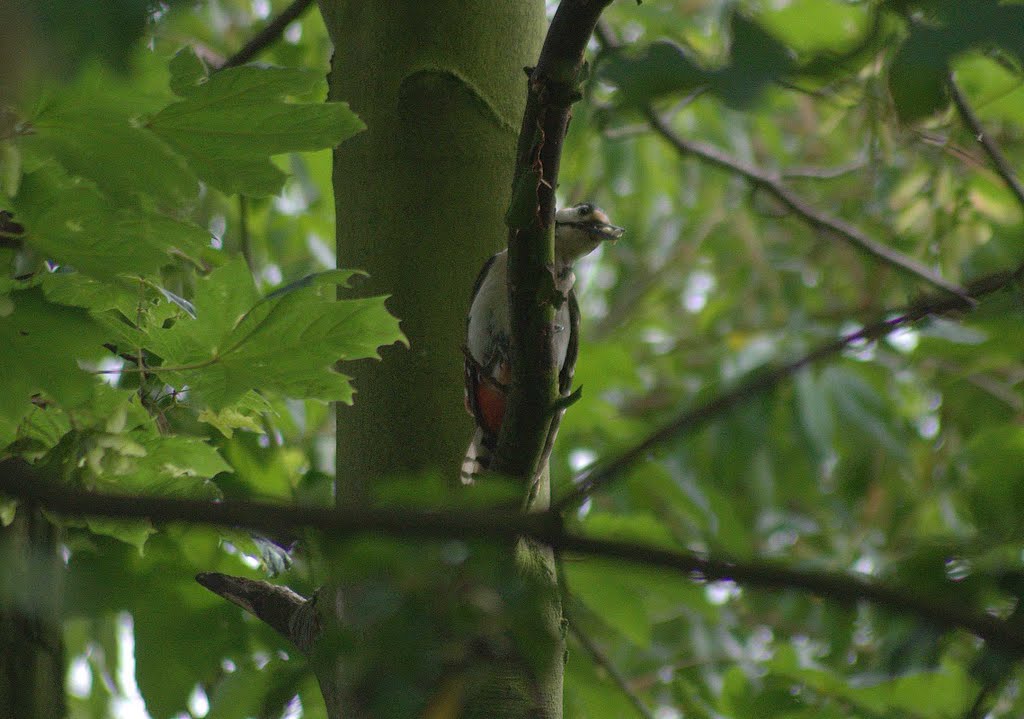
[219,0,316,70]
[552,263,1024,513]
[557,533,1024,658]
[645,111,974,304]
[593,24,973,306]
[567,619,656,719]
[493,0,615,484]
[4,461,1024,656]
[195,572,315,651]
[948,73,1024,213]
[559,558,656,719]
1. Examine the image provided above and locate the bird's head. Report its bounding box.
[554,203,624,265]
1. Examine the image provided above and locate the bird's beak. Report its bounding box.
[586,221,625,241]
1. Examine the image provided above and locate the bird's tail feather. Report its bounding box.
[460,427,491,485]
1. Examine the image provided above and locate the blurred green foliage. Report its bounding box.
[3,0,1024,717]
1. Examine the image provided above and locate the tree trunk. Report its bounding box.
[0,509,66,719]
[319,0,545,500]
[315,3,563,717]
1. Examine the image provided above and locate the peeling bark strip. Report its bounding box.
[493,0,616,483]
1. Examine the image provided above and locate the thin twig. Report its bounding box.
[219,0,316,70]
[557,533,1024,658]
[782,158,867,180]
[553,264,1024,513]
[948,73,1024,213]
[567,621,656,719]
[593,23,973,306]
[962,684,993,719]
[5,459,1024,657]
[558,556,656,719]
[646,110,973,303]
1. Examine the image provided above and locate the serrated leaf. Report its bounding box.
[40,272,141,316]
[149,259,406,409]
[167,46,208,97]
[86,517,156,554]
[599,40,706,107]
[197,390,272,438]
[222,432,306,500]
[23,91,198,204]
[147,63,365,196]
[121,435,231,491]
[0,288,106,432]
[600,15,794,109]
[14,172,208,281]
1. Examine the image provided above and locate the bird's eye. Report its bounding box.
[578,204,592,216]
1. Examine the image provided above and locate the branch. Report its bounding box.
[553,264,1024,512]
[218,0,316,70]
[557,533,1024,658]
[567,620,656,719]
[593,25,973,306]
[948,73,1024,213]
[5,460,1024,657]
[559,559,656,719]
[0,458,550,544]
[195,572,315,651]
[648,112,972,303]
[493,0,615,483]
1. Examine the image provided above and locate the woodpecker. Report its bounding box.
[461,203,624,483]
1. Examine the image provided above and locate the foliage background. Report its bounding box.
[4,0,1024,717]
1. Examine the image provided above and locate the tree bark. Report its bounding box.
[316,3,560,717]
[319,1,545,501]
[0,509,66,719]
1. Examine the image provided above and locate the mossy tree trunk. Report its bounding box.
[0,510,66,719]
[319,1,545,501]
[315,3,563,718]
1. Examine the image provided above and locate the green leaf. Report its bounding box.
[147,58,365,196]
[715,12,796,109]
[14,171,208,281]
[197,390,272,438]
[770,646,975,716]
[599,14,795,109]
[85,517,156,554]
[959,425,1024,538]
[564,638,641,719]
[887,30,950,125]
[794,368,834,460]
[167,46,208,97]
[15,0,186,75]
[599,41,706,107]
[39,271,141,316]
[134,599,249,718]
[0,288,106,437]
[222,431,306,501]
[106,434,231,495]
[23,90,197,204]
[566,560,653,647]
[148,259,406,409]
